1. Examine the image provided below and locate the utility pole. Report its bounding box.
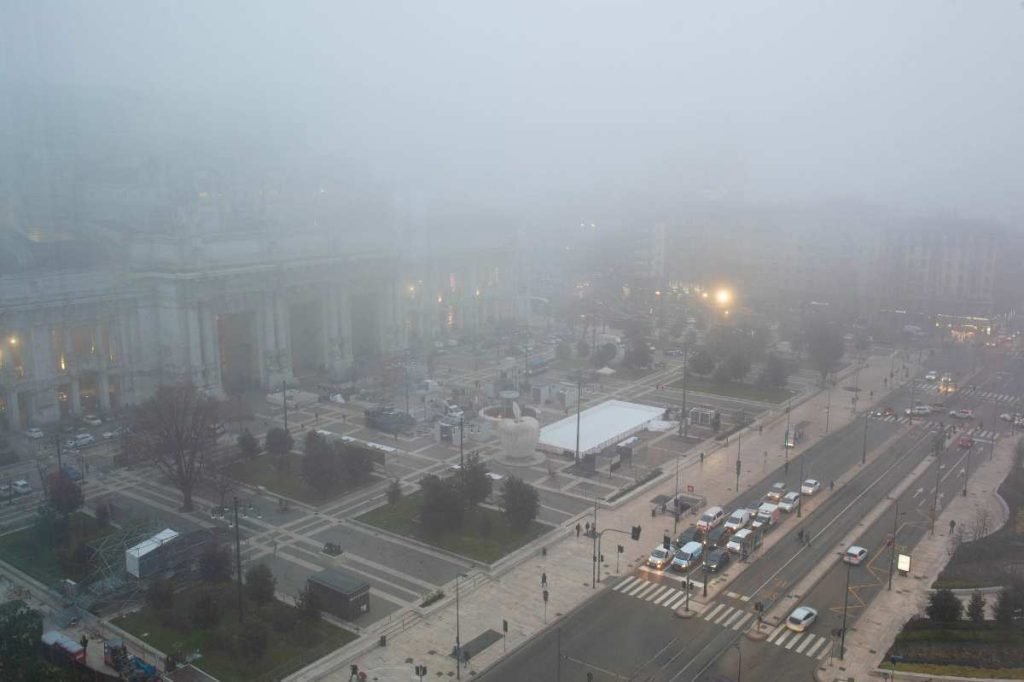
[825,384,831,434]
[930,435,942,535]
[784,400,791,452]
[459,414,465,470]
[963,444,972,497]
[888,498,899,591]
[840,560,852,660]
[233,497,243,623]
[861,414,869,465]
[678,344,688,438]
[797,455,804,518]
[735,434,741,492]
[455,575,462,680]
[282,380,288,433]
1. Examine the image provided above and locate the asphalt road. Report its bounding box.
[479,349,1020,682]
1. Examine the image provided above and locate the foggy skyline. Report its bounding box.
[3,0,1023,225]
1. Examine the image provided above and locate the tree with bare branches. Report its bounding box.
[128,384,221,512]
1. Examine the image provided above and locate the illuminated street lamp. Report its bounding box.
[715,288,732,306]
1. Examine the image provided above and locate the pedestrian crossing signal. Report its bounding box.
[631,525,642,541]
[663,534,671,550]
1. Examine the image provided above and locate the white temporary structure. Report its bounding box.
[538,400,665,458]
[125,528,179,579]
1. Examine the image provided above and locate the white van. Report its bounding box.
[697,506,725,531]
[724,509,752,532]
[727,528,753,554]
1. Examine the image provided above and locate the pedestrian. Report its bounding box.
[830,480,835,492]
[575,523,581,538]
[758,424,763,435]
[784,460,789,474]
[272,538,279,557]
[541,572,548,588]
[80,635,89,653]
[585,521,590,535]
[699,451,704,465]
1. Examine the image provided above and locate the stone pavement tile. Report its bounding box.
[333,354,915,681]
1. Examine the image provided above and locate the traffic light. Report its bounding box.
[630,525,642,541]
[502,619,508,633]
[542,589,549,603]
[617,544,624,554]
[663,534,671,550]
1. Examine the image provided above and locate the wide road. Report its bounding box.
[478,400,931,681]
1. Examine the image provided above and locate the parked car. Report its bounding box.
[949,408,974,420]
[843,545,869,565]
[24,427,45,440]
[778,491,801,513]
[696,506,725,531]
[670,541,704,572]
[12,480,32,495]
[65,433,96,450]
[724,509,752,532]
[647,546,673,571]
[705,548,731,572]
[924,371,938,382]
[786,606,818,632]
[801,479,822,496]
[82,414,103,426]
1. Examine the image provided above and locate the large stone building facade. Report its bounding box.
[0,225,518,431]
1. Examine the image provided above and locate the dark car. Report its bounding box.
[706,548,731,572]
[675,525,702,549]
[62,465,83,481]
[705,525,730,550]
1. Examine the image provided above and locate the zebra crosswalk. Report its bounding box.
[957,387,1021,405]
[764,622,833,660]
[612,575,693,611]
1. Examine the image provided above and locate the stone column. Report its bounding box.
[63,330,81,415]
[200,308,223,396]
[95,324,111,412]
[30,326,59,423]
[187,306,204,386]
[335,292,352,367]
[325,288,346,374]
[274,295,293,381]
[4,388,19,430]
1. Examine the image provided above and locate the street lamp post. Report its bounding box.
[455,574,464,680]
[797,455,804,518]
[861,414,869,465]
[734,640,742,682]
[963,444,972,497]
[840,560,852,660]
[825,384,831,434]
[931,434,943,535]
[888,498,902,591]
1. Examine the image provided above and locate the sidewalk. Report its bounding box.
[307,353,910,681]
[815,424,1017,682]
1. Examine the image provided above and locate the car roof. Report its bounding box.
[791,606,816,619]
[651,546,669,554]
[728,509,748,517]
[847,545,867,554]
[803,479,819,485]
[704,505,724,514]
[708,548,727,557]
[680,541,702,553]
[732,528,751,538]
[783,491,800,499]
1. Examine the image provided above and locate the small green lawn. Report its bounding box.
[358,492,549,563]
[225,454,373,506]
[0,511,112,585]
[113,587,356,682]
[670,376,795,404]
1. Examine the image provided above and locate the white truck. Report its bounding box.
[751,502,781,531]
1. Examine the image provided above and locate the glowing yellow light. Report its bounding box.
[408,284,416,293]
[475,289,481,297]
[8,336,17,346]
[437,296,443,304]
[724,309,730,316]
[702,292,709,299]
[715,289,732,306]
[655,290,661,296]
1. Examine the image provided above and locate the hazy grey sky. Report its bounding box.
[3,0,1023,222]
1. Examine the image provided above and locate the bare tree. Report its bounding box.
[971,507,992,541]
[128,384,221,511]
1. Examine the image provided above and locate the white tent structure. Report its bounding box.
[538,400,665,458]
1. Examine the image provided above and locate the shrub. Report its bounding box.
[191,592,222,629]
[968,592,986,623]
[926,589,963,623]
